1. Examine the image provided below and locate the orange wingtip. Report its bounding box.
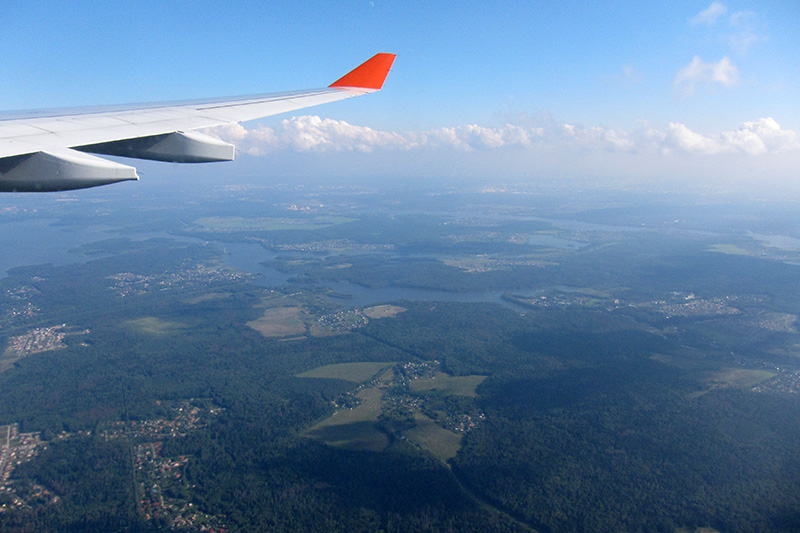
[329,53,396,90]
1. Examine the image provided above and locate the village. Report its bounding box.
[106,264,255,298]
[0,424,51,514]
[752,370,800,394]
[2,325,90,359]
[123,400,227,531]
[0,400,227,530]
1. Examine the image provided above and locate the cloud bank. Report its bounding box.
[207,115,799,159]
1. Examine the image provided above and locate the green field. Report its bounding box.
[404,413,463,462]
[301,364,471,459]
[296,362,394,382]
[363,305,407,319]
[247,306,308,338]
[304,387,389,452]
[124,317,187,336]
[687,368,777,399]
[185,292,231,304]
[409,372,487,397]
[704,368,776,388]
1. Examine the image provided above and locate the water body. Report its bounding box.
[0,219,117,277]
[527,216,646,233]
[0,217,285,290]
[218,243,290,287]
[324,281,538,312]
[0,218,538,311]
[217,245,536,310]
[0,212,643,278]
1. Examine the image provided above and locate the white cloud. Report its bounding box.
[603,129,636,151]
[664,118,799,155]
[199,116,800,188]
[420,124,538,151]
[725,117,800,154]
[277,115,409,152]
[709,58,739,85]
[689,5,766,55]
[205,116,409,155]
[727,11,766,54]
[674,56,739,96]
[691,2,727,26]
[665,122,725,154]
[206,115,799,159]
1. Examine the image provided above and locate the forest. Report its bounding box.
[1,189,800,531]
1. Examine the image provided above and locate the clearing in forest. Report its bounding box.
[363,304,407,319]
[185,292,231,304]
[296,362,394,382]
[303,364,482,460]
[247,306,307,338]
[125,317,187,336]
[687,368,776,398]
[703,368,776,388]
[404,413,463,461]
[409,372,487,397]
[304,384,390,452]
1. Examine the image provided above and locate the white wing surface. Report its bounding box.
[0,53,396,192]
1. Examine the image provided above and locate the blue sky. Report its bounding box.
[2,1,799,190]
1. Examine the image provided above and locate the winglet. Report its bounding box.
[329,53,396,90]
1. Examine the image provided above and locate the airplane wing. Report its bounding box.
[0,53,396,192]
